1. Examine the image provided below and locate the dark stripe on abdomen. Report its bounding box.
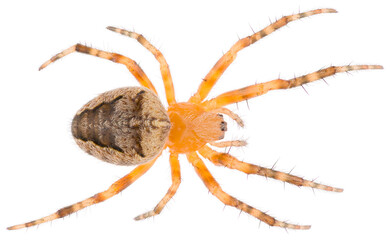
[72,96,124,152]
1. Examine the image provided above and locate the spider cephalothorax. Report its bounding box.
[8,8,382,231]
[167,102,227,153]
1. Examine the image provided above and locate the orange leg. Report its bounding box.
[39,43,158,94]
[134,153,181,220]
[189,8,337,103]
[202,65,383,110]
[209,140,247,148]
[199,145,342,192]
[186,151,310,230]
[107,26,176,105]
[7,153,161,230]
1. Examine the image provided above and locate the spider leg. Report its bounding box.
[199,145,343,192]
[189,8,337,103]
[134,152,181,220]
[107,26,176,105]
[7,153,160,230]
[209,140,247,148]
[202,65,383,110]
[39,44,158,94]
[210,107,244,127]
[186,151,310,230]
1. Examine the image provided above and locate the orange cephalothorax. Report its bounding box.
[166,102,226,153]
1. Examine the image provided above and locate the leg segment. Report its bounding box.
[189,8,337,103]
[134,152,181,220]
[107,26,176,105]
[7,153,161,230]
[210,107,244,127]
[186,151,310,230]
[39,43,158,94]
[209,140,247,148]
[199,145,343,192]
[202,65,383,110]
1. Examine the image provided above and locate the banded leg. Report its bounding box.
[107,26,176,105]
[39,43,158,94]
[199,145,342,192]
[209,140,247,148]
[186,151,310,230]
[189,8,337,103]
[134,152,181,220]
[202,65,383,110]
[7,152,161,230]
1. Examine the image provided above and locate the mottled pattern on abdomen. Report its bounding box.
[72,87,171,166]
[72,95,126,153]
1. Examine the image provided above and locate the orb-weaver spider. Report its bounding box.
[8,8,382,230]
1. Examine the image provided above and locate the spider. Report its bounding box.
[8,8,382,231]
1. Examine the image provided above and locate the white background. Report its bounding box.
[1,0,389,240]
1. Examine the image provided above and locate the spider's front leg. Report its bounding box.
[186,152,310,230]
[199,145,342,192]
[7,153,161,230]
[189,8,337,103]
[202,65,383,109]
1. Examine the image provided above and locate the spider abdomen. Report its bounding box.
[72,87,171,166]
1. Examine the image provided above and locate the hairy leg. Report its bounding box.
[134,152,181,220]
[39,43,158,94]
[189,8,337,103]
[202,65,383,110]
[7,153,160,230]
[107,26,176,105]
[199,145,342,192]
[186,151,310,230]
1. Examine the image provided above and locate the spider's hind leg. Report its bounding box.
[39,43,158,94]
[7,153,160,230]
[199,145,343,192]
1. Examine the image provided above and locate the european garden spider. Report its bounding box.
[8,8,382,230]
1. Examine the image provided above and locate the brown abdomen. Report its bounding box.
[72,87,171,166]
